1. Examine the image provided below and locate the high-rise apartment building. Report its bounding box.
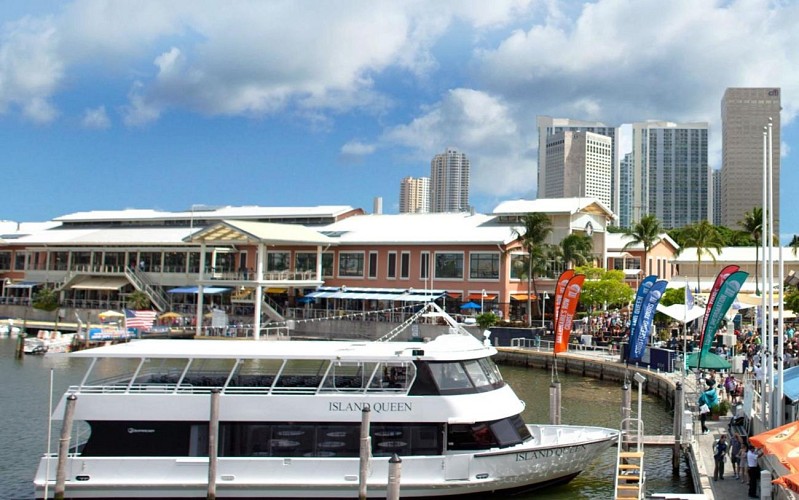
[720,88,781,232]
[398,176,430,214]
[430,148,470,213]
[544,131,612,207]
[537,116,620,219]
[631,121,709,229]
[711,169,722,226]
[618,152,634,229]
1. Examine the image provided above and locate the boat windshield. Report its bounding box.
[420,357,505,395]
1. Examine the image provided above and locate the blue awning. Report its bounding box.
[779,366,799,403]
[168,286,231,295]
[305,287,444,302]
[5,281,40,289]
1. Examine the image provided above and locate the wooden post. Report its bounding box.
[54,394,77,500]
[673,382,683,471]
[208,389,220,500]
[15,331,24,359]
[359,406,371,500]
[386,453,402,500]
[549,382,561,425]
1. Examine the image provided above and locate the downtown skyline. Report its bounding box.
[0,1,797,240]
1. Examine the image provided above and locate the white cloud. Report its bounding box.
[0,16,63,123]
[383,88,534,200]
[341,140,377,157]
[81,105,110,129]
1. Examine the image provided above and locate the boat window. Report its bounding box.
[227,358,284,391]
[366,362,415,392]
[477,357,503,385]
[462,360,490,388]
[447,414,531,451]
[272,359,329,391]
[83,357,142,389]
[180,358,237,390]
[79,421,206,456]
[321,361,366,391]
[427,362,472,392]
[218,422,441,458]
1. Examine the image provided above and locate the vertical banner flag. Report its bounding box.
[628,280,668,361]
[553,269,575,329]
[699,270,748,356]
[698,265,740,349]
[554,274,585,354]
[685,280,694,311]
[630,275,657,333]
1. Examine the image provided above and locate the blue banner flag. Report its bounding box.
[630,275,657,333]
[628,280,668,361]
[700,270,748,357]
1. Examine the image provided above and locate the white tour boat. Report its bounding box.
[34,304,618,498]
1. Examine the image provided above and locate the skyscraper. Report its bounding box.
[537,116,620,218]
[711,169,722,226]
[720,88,781,232]
[543,131,612,207]
[430,148,470,213]
[631,121,709,229]
[399,176,430,213]
[618,152,634,229]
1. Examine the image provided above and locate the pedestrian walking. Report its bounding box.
[747,444,761,498]
[730,433,742,479]
[698,379,719,434]
[713,434,729,480]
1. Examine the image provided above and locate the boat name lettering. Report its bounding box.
[329,402,412,413]
[127,427,156,434]
[515,444,586,462]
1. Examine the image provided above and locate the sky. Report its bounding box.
[1,0,798,240]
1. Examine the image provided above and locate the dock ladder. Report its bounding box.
[614,417,645,500]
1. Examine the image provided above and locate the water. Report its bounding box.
[0,339,692,499]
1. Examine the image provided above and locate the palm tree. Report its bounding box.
[511,213,553,327]
[790,234,799,256]
[560,233,594,268]
[622,214,663,276]
[682,220,725,292]
[739,207,763,295]
[127,290,152,310]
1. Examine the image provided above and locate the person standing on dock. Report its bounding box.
[698,379,719,434]
[713,434,728,480]
[730,433,743,479]
[746,443,761,498]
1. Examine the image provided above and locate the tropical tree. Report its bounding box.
[790,234,799,256]
[511,213,553,327]
[577,268,634,333]
[739,207,763,295]
[560,233,594,268]
[681,220,725,293]
[622,214,662,276]
[32,287,60,337]
[126,290,152,310]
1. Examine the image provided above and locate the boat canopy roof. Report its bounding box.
[71,333,495,362]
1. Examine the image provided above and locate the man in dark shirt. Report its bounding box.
[713,434,728,480]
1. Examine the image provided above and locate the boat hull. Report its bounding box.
[34,425,617,498]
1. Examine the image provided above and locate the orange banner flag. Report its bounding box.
[554,274,585,354]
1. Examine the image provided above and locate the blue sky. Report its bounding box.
[1,0,798,240]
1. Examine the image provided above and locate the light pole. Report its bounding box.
[633,372,647,423]
[541,292,549,329]
[480,289,486,313]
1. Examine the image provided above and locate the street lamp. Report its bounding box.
[480,289,486,313]
[542,292,549,329]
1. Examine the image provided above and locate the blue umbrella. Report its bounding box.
[297,296,315,304]
[460,301,481,310]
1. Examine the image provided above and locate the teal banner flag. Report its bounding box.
[699,270,748,357]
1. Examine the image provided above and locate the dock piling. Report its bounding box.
[387,454,402,500]
[359,406,371,500]
[54,394,77,500]
[549,382,561,425]
[207,389,220,500]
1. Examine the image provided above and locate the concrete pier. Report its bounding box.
[496,347,754,500]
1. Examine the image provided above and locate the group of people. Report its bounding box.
[711,432,762,498]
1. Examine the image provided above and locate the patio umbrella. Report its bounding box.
[158,312,183,320]
[98,310,125,319]
[685,351,731,370]
[460,301,481,310]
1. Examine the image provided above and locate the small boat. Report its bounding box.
[33,303,618,498]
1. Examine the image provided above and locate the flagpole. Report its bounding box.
[778,244,785,426]
[760,124,768,428]
[767,117,776,427]
[683,276,689,381]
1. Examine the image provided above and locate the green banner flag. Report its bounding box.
[700,270,748,357]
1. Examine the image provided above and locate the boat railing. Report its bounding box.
[71,379,412,395]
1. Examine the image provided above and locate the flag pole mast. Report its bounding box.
[683,276,689,382]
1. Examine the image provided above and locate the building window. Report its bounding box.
[400,252,410,279]
[322,252,334,278]
[469,253,499,280]
[387,252,397,279]
[295,252,316,273]
[420,252,430,279]
[0,251,10,271]
[368,252,378,279]
[267,252,290,272]
[338,252,365,278]
[435,252,463,279]
[14,251,27,271]
[509,254,526,280]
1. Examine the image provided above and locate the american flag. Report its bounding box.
[125,309,157,330]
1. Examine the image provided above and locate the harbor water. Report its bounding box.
[0,339,692,499]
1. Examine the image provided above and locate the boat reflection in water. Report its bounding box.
[33,303,618,498]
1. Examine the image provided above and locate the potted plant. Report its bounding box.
[475,312,498,332]
[710,400,732,420]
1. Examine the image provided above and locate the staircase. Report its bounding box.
[124,266,169,312]
[614,417,645,499]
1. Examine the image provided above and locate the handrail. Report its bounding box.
[125,266,169,311]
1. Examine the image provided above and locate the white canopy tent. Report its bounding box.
[655,303,706,324]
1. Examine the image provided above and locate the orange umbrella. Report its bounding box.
[750,420,799,472]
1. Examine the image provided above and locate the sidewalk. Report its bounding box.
[695,416,753,499]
